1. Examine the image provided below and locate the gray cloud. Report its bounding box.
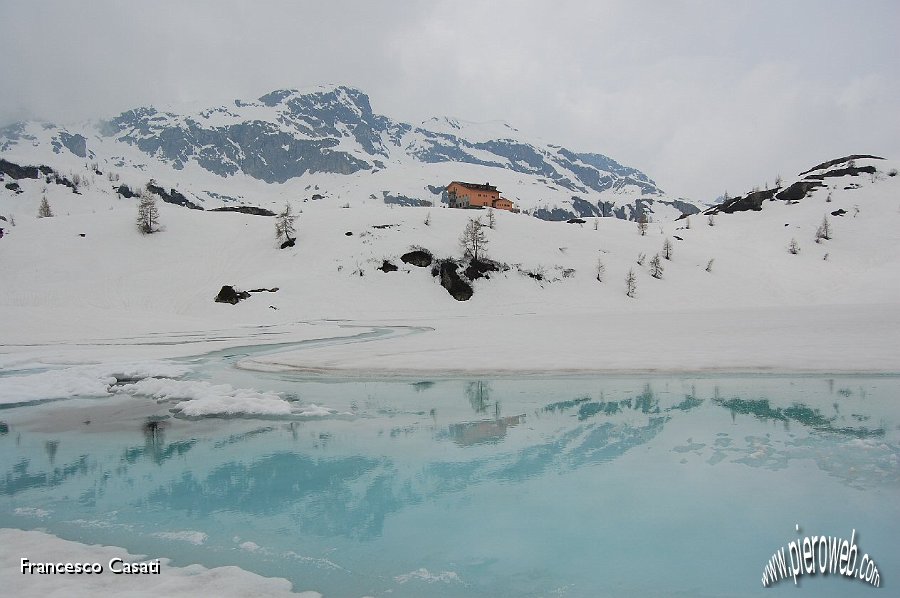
[2,0,897,200]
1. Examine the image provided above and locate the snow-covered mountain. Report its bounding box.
[0,85,699,222]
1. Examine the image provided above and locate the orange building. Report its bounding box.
[447,181,515,211]
[492,197,514,211]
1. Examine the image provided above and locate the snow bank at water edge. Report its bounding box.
[0,362,191,406]
[117,378,345,417]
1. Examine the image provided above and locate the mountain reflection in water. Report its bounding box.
[1,374,897,598]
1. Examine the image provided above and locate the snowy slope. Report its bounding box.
[1,153,898,373]
[0,85,697,223]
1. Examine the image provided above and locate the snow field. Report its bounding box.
[1,156,898,373]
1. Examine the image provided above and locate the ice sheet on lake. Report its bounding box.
[395,567,462,584]
[117,378,344,418]
[0,359,346,418]
[151,530,208,545]
[118,378,293,416]
[13,507,50,519]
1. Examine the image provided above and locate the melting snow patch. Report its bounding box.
[296,403,341,417]
[0,368,114,404]
[117,378,293,416]
[0,361,191,405]
[395,568,461,584]
[0,361,344,418]
[283,551,345,571]
[117,378,347,417]
[68,518,134,532]
[152,531,208,545]
[14,507,50,518]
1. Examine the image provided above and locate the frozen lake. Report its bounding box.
[1,347,898,596]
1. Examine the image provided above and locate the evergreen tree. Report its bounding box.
[649,254,664,279]
[38,196,53,218]
[662,238,673,260]
[625,268,637,298]
[596,256,605,282]
[460,218,488,261]
[275,202,297,246]
[136,194,159,234]
[815,215,832,242]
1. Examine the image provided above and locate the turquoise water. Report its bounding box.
[2,364,898,596]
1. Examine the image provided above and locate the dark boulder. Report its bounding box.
[533,206,577,221]
[52,174,80,193]
[214,285,250,304]
[0,158,80,194]
[400,249,433,267]
[439,261,473,301]
[567,218,586,224]
[0,158,52,180]
[117,184,137,198]
[712,188,777,213]
[775,181,824,202]
[378,260,398,272]
[280,237,295,249]
[798,154,883,176]
[209,205,276,216]
[383,192,432,207]
[818,165,876,179]
[830,209,847,217]
[4,182,22,194]
[146,182,203,210]
[464,258,499,281]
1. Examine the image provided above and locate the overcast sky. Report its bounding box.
[2,0,897,200]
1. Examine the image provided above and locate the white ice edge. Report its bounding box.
[0,363,345,417]
[0,361,192,405]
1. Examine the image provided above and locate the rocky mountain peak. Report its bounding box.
[0,86,703,222]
